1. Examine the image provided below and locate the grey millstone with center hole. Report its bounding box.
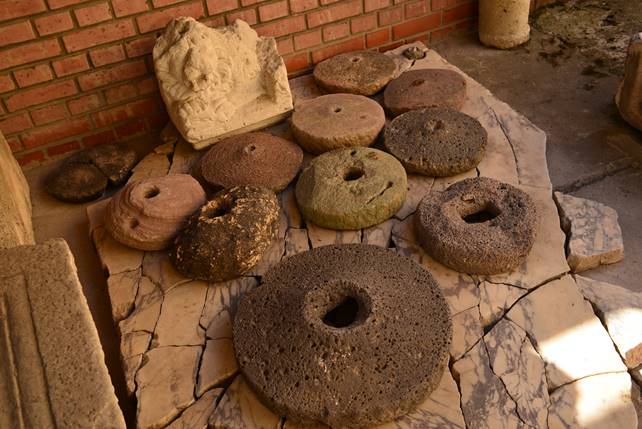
[170,186,280,282]
[233,244,452,428]
[384,69,467,116]
[313,51,397,96]
[415,177,538,274]
[291,94,385,154]
[295,147,407,230]
[384,107,487,177]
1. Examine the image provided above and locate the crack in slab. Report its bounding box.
[554,157,635,194]
[489,108,521,184]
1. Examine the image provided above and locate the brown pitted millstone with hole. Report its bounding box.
[313,51,397,96]
[384,69,467,117]
[291,94,385,154]
[200,132,303,192]
[233,244,452,428]
[104,174,206,251]
[170,186,280,282]
[384,107,487,177]
[295,147,407,230]
[415,177,538,274]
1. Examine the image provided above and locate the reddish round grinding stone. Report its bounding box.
[384,69,467,116]
[234,244,452,428]
[313,51,397,96]
[200,132,303,192]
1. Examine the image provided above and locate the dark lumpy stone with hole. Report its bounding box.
[234,244,452,428]
[170,186,280,282]
[200,132,303,192]
[415,177,538,274]
[384,107,487,177]
[384,69,467,117]
[313,51,397,96]
[45,144,137,203]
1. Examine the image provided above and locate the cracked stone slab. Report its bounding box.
[554,192,624,273]
[281,185,303,229]
[200,277,258,339]
[284,228,310,258]
[153,280,208,347]
[136,345,202,429]
[548,372,638,429]
[120,330,151,396]
[142,251,192,293]
[450,306,483,361]
[0,240,125,428]
[575,275,642,368]
[306,221,361,248]
[394,175,434,220]
[196,339,238,397]
[127,152,170,184]
[107,268,141,323]
[431,169,478,192]
[166,388,223,429]
[506,275,627,389]
[362,218,395,248]
[86,196,109,234]
[168,139,200,175]
[478,281,526,328]
[93,225,144,275]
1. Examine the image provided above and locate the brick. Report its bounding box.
[14,64,53,88]
[147,111,169,129]
[47,140,81,157]
[311,36,364,63]
[18,151,45,166]
[430,25,453,42]
[307,0,361,28]
[22,118,91,148]
[7,136,22,152]
[0,113,32,135]
[0,74,15,93]
[6,80,77,112]
[431,0,447,9]
[366,28,390,47]
[63,20,136,52]
[378,6,402,25]
[82,129,115,147]
[290,0,317,13]
[405,0,428,17]
[284,52,310,73]
[259,1,289,22]
[365,0,390,12]
[137,1,204,33]
[392,12,440,39]
[30,103,68,125]
[0,21,35,48]
[112,0,148,17]
[0,0,46,21]
[137,78,158,94]
[320,0,341,4]
[125,36,156,57]
[277,37,294,55]
[227,9,257,25]
[78,60,146,91]
[52,54,90,77]
[105,83,138,104]
[0,39,61,71]
[207,0,238,15]
[443,1,476,23]
[75,2,112,26]
[255,15,306,37]
[68,93,102,115]
[240,0,266,5]
[294,29,322,50]
[34,12,74,36]
[323,22,349,41]
[90,45,126,67]
[351,14,377,33]
[48,0,92,9]
[115,119,146,138]
[205,15,226,26]
[92,97,160,127]
[153,0,187,6]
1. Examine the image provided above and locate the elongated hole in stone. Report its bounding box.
[130,218,139,229]
[144,186,160,199]
[323,297,359,328]
[351,57,360,63]
[463,203,501,224]
[343,167,364,181]
[334,107,342,113]
[205,200,233,219]
[411,79,426,87]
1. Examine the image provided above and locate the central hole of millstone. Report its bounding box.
[144,187,160,199]
[343,166,364,181]
[205,200,233,219]
[463,203,501,224]
[323,296,360,328]
[426,119,445,132]
[351,57,360,63]
[334,107,342,113]
[411,79,426,87]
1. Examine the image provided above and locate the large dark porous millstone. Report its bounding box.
[384,107,487,177]
[384,69,467,117]
[200,132,303,192]
[170,186,280,282]
[313,51,397,96]
[415,177,538,274]
[234,244,452,428]
[295,147,407,230]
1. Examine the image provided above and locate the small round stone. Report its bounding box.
[313,51,396,96]
[105,174,207,251]
[384,107,487,177]
[291,94,385,154]
[384,69,467,116]
[415,177,538,274]
[170,186,280,282]
[200,132,303,192]
[46,163,108,203]
[234,244,452,428]
[295,147,407,230]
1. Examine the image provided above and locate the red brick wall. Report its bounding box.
[0,0,554,167]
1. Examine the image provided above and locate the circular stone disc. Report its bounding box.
[68,144,137,185]
[383,69,467,116]
[234,244,452,428]
[200,132,303,192]
[295,147,407,230]
[46,163,108,203]
[313,51,397,96]
[415,177,538,274]
[384,107,487,177]
[291,94,385,154]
